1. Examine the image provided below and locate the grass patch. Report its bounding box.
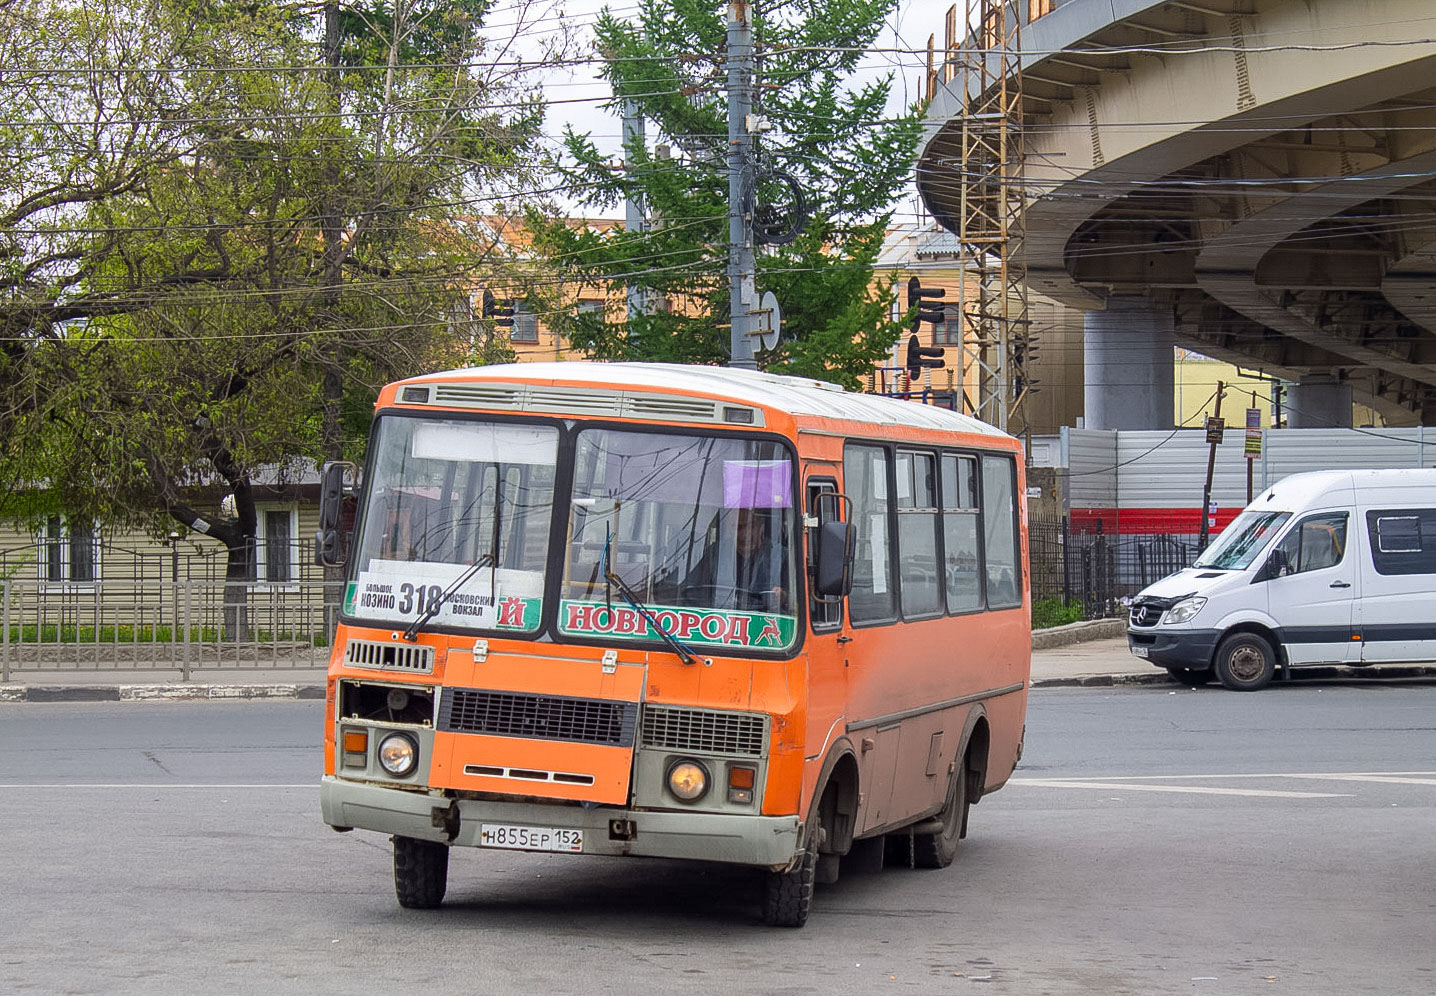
[1032,598,1084,629]
[4,624,327,647]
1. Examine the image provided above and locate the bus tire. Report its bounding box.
[1213,633,1276,692]
[393,835,448,909]
[762,816,818,927]
[914,761,969,869]
[1166,667,1213,686]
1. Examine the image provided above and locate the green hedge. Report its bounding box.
[1031,598,1084,629]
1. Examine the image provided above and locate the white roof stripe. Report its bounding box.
[407,362,1013,439]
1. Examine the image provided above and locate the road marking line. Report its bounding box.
[1010,779,1349,798]
[0,783,316,789]
[1020,771,1436,781]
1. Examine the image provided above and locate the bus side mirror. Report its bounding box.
[315,461,357,568]
[814,520,856,597]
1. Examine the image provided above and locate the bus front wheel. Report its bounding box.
[393,835,449,909]
[762,815,818,927]
[914,762,969,869]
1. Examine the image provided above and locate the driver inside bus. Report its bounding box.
[679,508,789,612]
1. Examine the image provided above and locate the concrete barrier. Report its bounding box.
[1031,617,1126,650]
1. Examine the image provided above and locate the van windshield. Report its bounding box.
[1194,509,1292,570]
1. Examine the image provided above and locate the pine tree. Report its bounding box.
[528,0,921,389]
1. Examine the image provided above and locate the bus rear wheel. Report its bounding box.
[914,763,969,869]
[393,835,449,909]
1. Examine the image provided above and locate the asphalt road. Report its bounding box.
[2,686,1433,995]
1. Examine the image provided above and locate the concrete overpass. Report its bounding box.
[917,0,1436,427]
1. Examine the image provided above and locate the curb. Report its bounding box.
[4,683,327,703]
[1031,663,1436,690]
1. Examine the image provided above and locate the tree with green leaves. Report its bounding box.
[527,0,922,389]
[0,0,553,634]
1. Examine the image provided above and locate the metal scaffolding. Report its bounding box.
[929,1,1031,433]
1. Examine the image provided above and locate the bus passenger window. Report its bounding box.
[844,444,895,624]
[982,455,1021,608]
[896,450,941,617]
[941,454,981,613]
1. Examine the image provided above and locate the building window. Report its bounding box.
[250,506,298,584]
[510,303,539,343]
[576,299,604,318]
[934,302,963,346]
[39,517,99,584]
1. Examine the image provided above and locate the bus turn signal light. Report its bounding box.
[343,730,369,754]
[728,765,756,805]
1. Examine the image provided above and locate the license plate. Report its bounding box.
[1131,645,1149,659]
[479,823,583,853]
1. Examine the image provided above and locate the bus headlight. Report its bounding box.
[666,760,709,802]
[1163,596,1207,625]
[377,733,418,776]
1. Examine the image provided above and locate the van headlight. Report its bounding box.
[1163,597,1207,625]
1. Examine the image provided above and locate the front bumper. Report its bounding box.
[321,775,801,867]
[1127,628,1222,670]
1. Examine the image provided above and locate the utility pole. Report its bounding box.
[726,2,757,369]
[1199,381,1226,551]
[622,99,648,323]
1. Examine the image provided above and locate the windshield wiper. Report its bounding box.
[602,531,699,666]
[401,553,496,642]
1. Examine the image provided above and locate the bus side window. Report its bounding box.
[981,454,1021,608]
[844,443,896,625]
[807,479,843,630]
[941,453,982,613]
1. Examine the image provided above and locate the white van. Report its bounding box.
[1127,468,1436,690]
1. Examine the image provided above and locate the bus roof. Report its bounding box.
[399,362,1014,439]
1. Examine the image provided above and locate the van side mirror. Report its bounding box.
[814,520,856,597]
[1255,548,1288,583]
[315,461,357,567]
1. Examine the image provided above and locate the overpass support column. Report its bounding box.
[1083,297,1175,430]
[1285,374,1353,428]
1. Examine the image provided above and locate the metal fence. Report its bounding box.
[1029,511,1199,620]
[1,580,334,681]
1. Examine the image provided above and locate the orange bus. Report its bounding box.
[318,362,1031,926]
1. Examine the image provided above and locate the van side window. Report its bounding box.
[844,444,895,624]
[1366,508,1436,575]
[895,450,942,618]
[941,454,982,613]
[1272,513,1348,574]
[981,455,1021,608]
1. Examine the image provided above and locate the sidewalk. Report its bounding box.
[4,625,1432,702]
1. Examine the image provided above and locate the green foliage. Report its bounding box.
[0,0,551,544]
[528,0,922,388]
[4,623,328,647]
[1032,598,1085,629]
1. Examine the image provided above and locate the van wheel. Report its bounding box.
[1166,667,1213,686]
[914,763,969,869]
[393,835,449,909]
[1213,634,1276,691]
[762,813,818,927]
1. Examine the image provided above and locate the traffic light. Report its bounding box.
[905,333,945,379]
[481,289,515,329]
[906,276,946,331]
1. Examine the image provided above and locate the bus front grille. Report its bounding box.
[344,639,435,674]
[640,706,767,757]
[438,688,637,747]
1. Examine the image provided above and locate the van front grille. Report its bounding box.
[640,706,767,757]
[438,688,637,747]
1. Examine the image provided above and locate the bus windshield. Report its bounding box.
[1193,509,1292,570]
[560,428,799,653]
[346,416,558,633]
